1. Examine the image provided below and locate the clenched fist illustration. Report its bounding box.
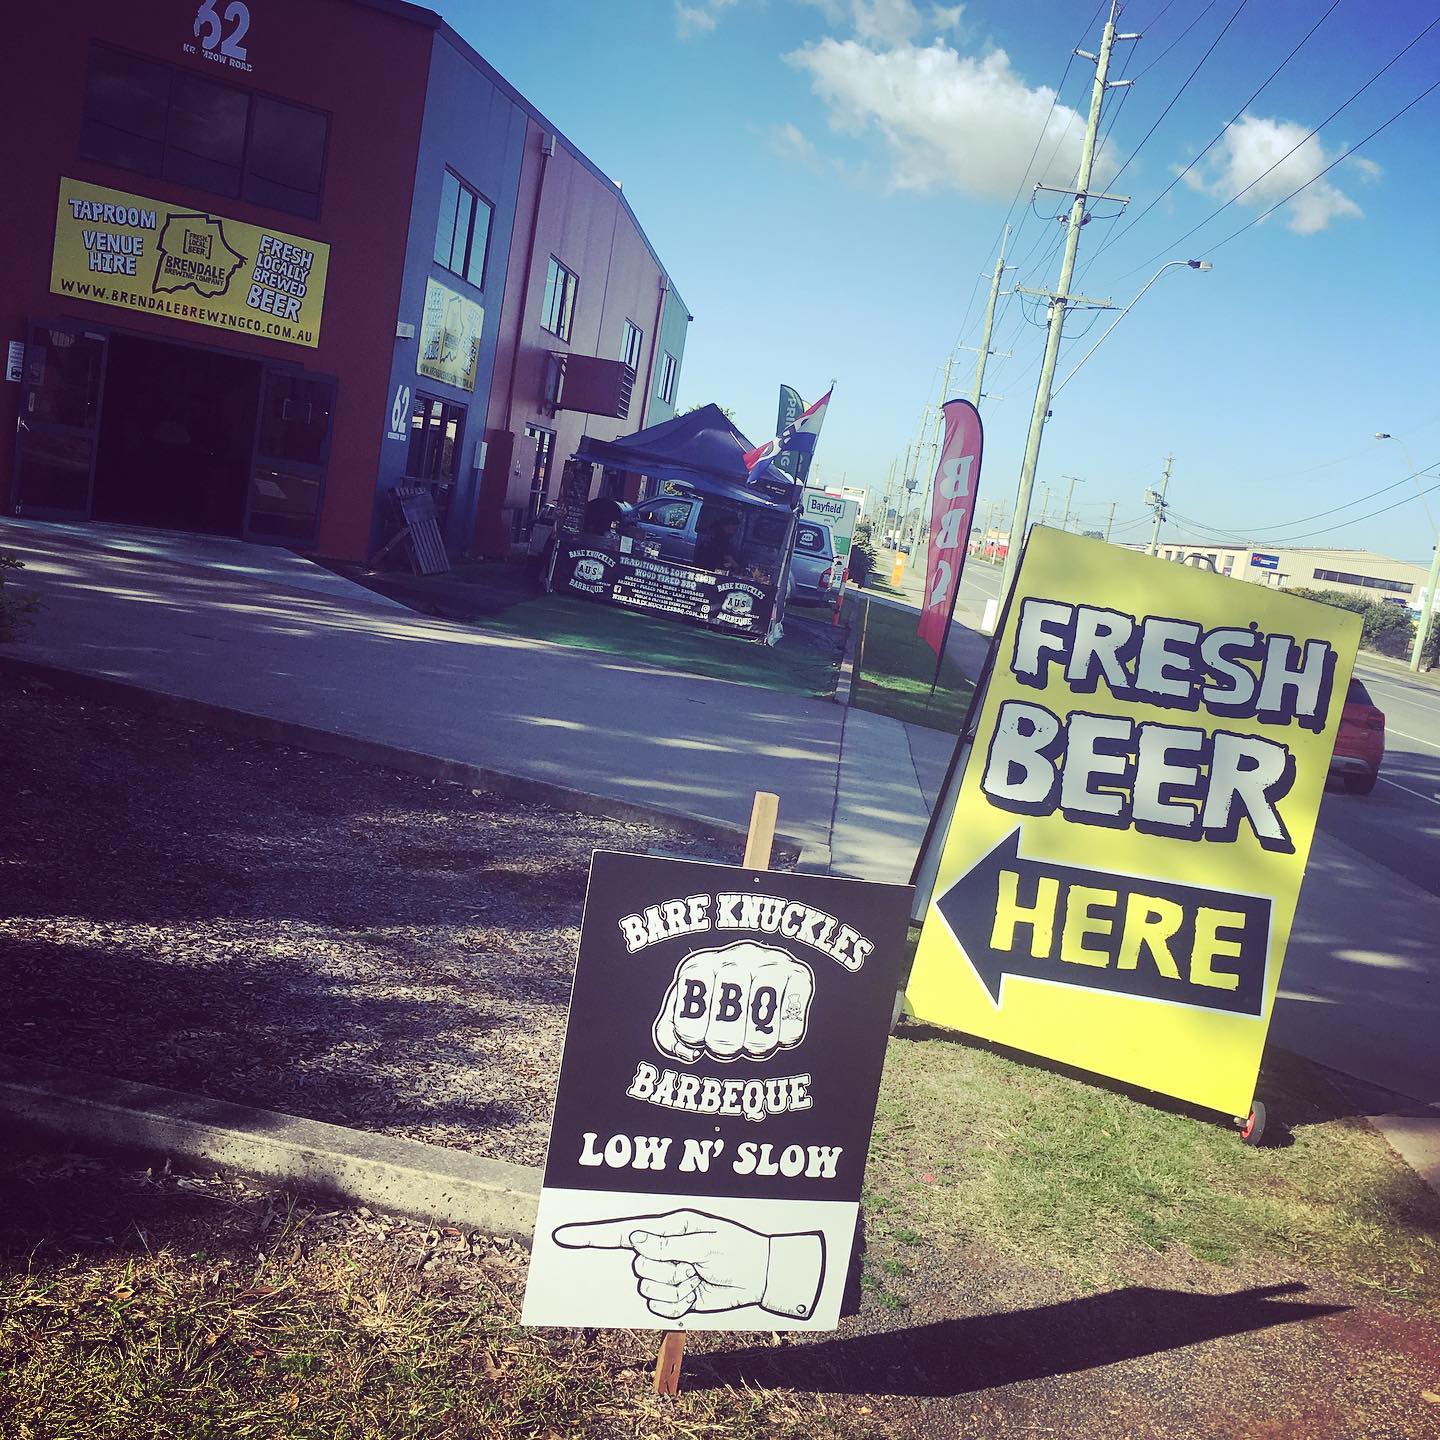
[652,942,815,1063]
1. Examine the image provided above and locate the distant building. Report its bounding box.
[3,0,687,562]
[1124,542,1432,612]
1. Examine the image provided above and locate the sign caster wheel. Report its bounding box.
[1239,1101,1266,1147]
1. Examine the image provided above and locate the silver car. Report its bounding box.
[788,520,836,605]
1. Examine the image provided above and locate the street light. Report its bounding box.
[1375,432,1440,672]
[1052,259,1213,399]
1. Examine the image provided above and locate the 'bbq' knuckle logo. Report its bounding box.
[654,942,814,1064]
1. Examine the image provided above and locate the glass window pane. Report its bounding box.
[257,376,331,466]
[25,331,106,428]
[247,96,327,194]
[85,45,169,140]
[434,173,460,268]
[452,188,474,273]
[542,261,559,332]
[465,199,491,287]
[246,469,322,540]
[15,431,94,514]
[167,72,247,164]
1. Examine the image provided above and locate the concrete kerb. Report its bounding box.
[0,1054,541,1239]
[0,655,804,866]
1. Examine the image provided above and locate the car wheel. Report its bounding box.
[1343,769,1378,795]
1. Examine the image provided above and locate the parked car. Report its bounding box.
[1330,676,1385,794]
[618,495,751,566]
[788,519,837,606]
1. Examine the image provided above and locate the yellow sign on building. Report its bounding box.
[417,277,484,393]
[907,528,1360,1117]
[51,178,329,348]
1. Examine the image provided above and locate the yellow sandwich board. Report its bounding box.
[907,527,1361,1117]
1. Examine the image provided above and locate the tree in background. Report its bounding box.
[1290,587,1416,659]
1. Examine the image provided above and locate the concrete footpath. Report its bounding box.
[1,519,1435,1198]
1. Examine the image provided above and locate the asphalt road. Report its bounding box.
[1324,662,1440,897]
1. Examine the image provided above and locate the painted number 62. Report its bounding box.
[195,0,251,61]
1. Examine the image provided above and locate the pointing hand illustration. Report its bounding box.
[553,1208,825,1321]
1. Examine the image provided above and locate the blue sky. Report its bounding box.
[451,0,1440,565]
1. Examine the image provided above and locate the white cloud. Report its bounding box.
[675,0,738,39]
[770,121,822,168]
[786,38,1097,198]
[849,0,924,46]
[1182,114,1372,236]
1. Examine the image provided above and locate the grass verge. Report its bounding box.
[865,1031,1440,1300]
[850,597,975,733]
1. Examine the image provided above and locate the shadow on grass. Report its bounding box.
[696,1283,1346,1397]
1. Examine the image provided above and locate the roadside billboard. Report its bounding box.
[523,852,912,1331]
[907,527,1360,1117]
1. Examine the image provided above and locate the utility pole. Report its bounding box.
[1037,481,1051,526]
[1104,500,1117,543]
[1060,474,1084,531]
[1146,454,1173,556]
[997,0,1135,601]
[967,227,1011,406]
[1412,539,1440,672]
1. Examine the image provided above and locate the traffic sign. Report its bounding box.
[907,527,1361,1117]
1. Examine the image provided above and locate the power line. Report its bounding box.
[1132,0,1223,79]
[1201,72,1440,258]
[1118,12,1440,280]
[1086,0,1341,271]
[1107,0,1250,189]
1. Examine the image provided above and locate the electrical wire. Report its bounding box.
[1200,72,1440,257]
[1085,0,1341,271]
[1132,0,1223,79]
[1106,0,1249,190]
[1118,12,1440,280]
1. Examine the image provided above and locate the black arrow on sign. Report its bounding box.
[934,830,1270,1017]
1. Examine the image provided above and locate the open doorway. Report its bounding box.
[93,334,262,536]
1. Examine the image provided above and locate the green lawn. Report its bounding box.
[347,561,845,699]
[850,596,975,733]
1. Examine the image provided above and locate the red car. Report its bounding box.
[1330,677,1385,794]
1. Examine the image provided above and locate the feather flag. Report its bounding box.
[743,386,832,473]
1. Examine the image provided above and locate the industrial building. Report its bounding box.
[2,0,687,562]
[1138,542,1432,613]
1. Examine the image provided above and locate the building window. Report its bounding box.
[620,319,643,371]
[541,258,578,341]
[407,393,464,485]
[657,350,678,405]
[525,424,555,528]
[80,44,328,218]
[433,170,493,289]
[1312,566,1413,596]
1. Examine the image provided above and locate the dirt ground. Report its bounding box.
[3,679,1439,1438]
[0,678,735,1163]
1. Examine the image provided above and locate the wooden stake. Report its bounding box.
[654,790,780,1396]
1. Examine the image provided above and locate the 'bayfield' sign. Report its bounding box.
[523,852,912,1331]
[907,527,1361,1117]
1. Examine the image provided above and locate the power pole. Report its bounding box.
[1037,481,1051,526]
[1146,454,1173,556]
[1104,500,1117,542]
[1060,474,1084,531]
[1411,538,1440,672]
[997,0,1135,600]
[966,227,1011,406]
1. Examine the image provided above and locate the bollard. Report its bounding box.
[890,552,907,587]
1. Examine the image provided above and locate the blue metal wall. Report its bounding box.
[373,31,528,555]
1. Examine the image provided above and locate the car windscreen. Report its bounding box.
[795,524,828,554]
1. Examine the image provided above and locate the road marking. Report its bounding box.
[1385,724,1440,753]
[1376,774,1440,807]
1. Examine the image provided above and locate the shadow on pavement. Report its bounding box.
[696,1282,1346,1397]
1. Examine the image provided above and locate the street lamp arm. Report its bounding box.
[1052,259,1211,399]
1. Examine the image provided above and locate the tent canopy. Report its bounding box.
[575,403,799,513]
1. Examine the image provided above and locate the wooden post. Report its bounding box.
[653,790,779,1396]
